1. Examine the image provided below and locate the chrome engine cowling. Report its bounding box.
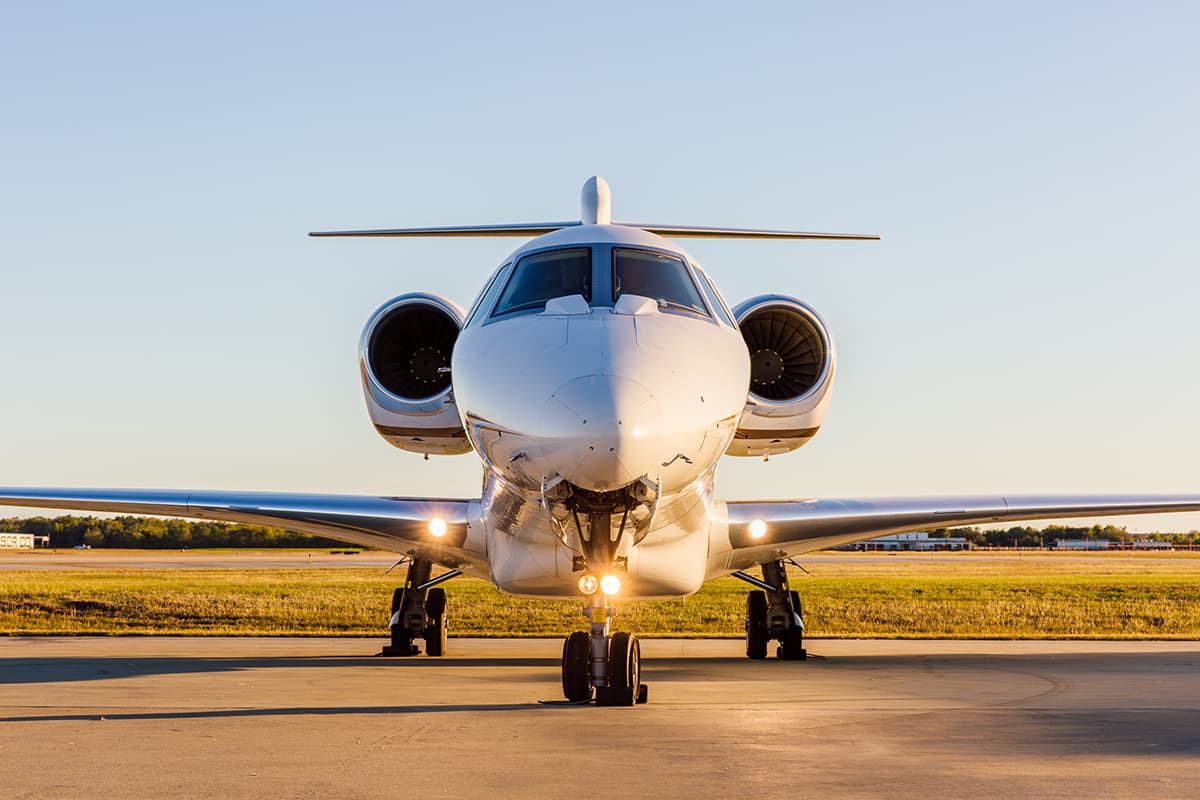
[726,294,836,457]
[359,293,472,455]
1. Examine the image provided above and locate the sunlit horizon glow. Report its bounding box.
[2,3,1198,534]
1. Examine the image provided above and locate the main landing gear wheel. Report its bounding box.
[562,631,593,702]
[778,625,805,660]
[381,558,460,657]
[740,560,807,661]
[746,590,768,660]
[385,587,417,656]
[777,589,805,660]
[424,587,448,657]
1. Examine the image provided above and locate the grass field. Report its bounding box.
[2,552,1200,638]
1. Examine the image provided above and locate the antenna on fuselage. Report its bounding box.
[308,177,880,241]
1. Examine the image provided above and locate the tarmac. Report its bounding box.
[2,637,1198,799]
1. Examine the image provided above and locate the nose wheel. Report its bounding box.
[560,603,648,705]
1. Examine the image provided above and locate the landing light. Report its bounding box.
[428,517,447,537]
[749,519,767,539]
[578,574,600,595]
[600,574,622,595]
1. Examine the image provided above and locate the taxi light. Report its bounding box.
[577,574,600,595]
[428,517,447,537]
[748,519,767,539]
[600,574,621,595]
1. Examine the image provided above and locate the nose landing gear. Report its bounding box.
[556,487,652,704]
[560,597,649,705]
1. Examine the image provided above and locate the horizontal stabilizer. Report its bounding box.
[309,222,582,238]
[310,178,880,241]
[309,220,879,241]
[618,223,879,240]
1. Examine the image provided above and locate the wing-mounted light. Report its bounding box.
[360,293,472,456]
[727,295,837,458]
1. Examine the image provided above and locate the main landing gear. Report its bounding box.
[381,557,459,657]
[561,598,649,705]
[736,559,806,661]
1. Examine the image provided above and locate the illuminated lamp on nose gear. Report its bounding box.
[600,575,621,595]
[578,574,600,595]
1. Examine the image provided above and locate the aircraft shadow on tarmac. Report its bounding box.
[0,653,762,687]
[2,650,1198,686]
[2,651,1199,757]
[0,704,543,722]
[0,655,562,684]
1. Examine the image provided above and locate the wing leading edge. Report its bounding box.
[0,488,482,570]
[723,494,1200,572]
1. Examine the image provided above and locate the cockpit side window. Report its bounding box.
[694,268,737,326]
[612,248,708,317]
[464,263,508,326]
[491,248,592,317]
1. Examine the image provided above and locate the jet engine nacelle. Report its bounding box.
[727,294,836,458]
[359,293,472,455]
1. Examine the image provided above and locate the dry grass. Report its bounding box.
[2,552,1200,638]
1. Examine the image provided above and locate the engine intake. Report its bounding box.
[740,301,829,401]
[368,302,459,399]
[728,295,836,458]
[360,293,471,456]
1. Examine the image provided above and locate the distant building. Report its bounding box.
[1133,540,1173,550]
[1055,539,1111,550]
[838,531,971,551]
[0,532,49,549]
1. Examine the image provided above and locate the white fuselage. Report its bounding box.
[450,225,750,599]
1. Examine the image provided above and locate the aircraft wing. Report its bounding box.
[723,494,1200,571]
[0,488,481,570]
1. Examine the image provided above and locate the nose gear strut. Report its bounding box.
[556,486,651,705]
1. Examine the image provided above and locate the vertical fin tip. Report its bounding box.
[580,176,612,225]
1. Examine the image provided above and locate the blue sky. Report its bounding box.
[2,2,1198,531]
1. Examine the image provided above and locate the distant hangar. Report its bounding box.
[0,532,50,549]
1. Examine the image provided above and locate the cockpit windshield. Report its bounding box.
[612,248,708,316]
[492,247,592,317]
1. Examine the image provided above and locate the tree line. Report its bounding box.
[928,524,1200,548]
[0,515,350,549]
[3,515,1198,550]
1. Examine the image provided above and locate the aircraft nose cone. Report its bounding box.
[539,375,664,491]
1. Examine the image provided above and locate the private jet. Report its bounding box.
[4,177,1199,705]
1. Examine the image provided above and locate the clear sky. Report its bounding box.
[2,2,1198,532]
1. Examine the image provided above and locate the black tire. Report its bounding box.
[609,632,640,698]
[746,591,768,660]
[779,624,806,660]
[424,614,447,657]
[426,587,447,617]
[387,624,415,655]
[423,588,448,656]
[562,631,593,702]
